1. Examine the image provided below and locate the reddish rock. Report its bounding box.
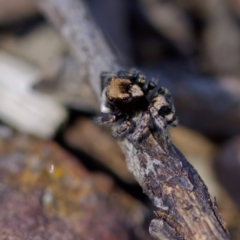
[0,126,150,240]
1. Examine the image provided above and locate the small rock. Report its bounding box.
[0,128,150,240]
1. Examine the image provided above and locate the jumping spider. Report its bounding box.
[95,69,178,143]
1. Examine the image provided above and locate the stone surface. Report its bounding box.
[0,125,150,240]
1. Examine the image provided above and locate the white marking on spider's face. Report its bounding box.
[101,105,111,113]
[131,84,144,97]
[100,88,111,113]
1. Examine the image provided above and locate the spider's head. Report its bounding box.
[106,77,144,103]
[102,77,148,116]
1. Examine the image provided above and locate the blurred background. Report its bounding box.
[0,0,240,239]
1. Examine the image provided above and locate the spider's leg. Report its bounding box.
[135,72,147,86]
[94,113,118,125]
[149,106,167,131]
[149,105,171,154]
[128,111,151,142]
[167,115,178,127]
[150,89,178,128]
[142,77,159,93]
[158,86,170,95]
[158,87,175,110]
[112,120,133,139]
[157,87,178,127]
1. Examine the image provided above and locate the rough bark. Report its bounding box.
[121,133,229,239]
[37,0,231,239]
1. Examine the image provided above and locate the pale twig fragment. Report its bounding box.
[0,51,67,138]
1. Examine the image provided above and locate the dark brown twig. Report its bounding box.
[38,0,230,239]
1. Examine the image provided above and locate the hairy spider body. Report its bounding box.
[105,77,149,116]
[95,69,178,145]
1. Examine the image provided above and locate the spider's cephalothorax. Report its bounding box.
[95,69,178,143]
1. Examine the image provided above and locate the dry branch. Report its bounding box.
[38,0,118,98]
[38,0,231,239]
